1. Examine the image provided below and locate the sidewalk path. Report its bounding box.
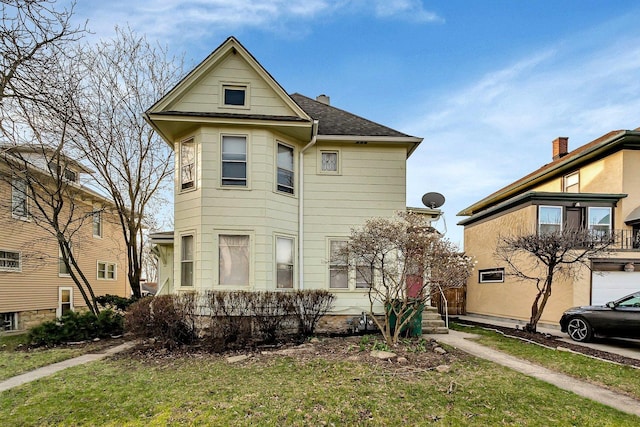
[425,330,640,418]
[0,341,135,393]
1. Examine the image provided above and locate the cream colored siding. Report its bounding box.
[173,55,297,117]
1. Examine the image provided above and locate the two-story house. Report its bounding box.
[146,37,440,319]
[0,146,130,331]
[458,129,640,326]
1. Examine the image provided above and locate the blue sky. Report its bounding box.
[70,0,640,246]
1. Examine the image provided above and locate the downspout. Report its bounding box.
[298,120,319,290]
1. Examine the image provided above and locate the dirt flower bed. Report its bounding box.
[454,319,640,368]
[118,334,466,376]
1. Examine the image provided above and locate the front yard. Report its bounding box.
[1,334,638,426]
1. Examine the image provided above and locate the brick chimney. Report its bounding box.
[316,94,330,105]
[552,137,569,160]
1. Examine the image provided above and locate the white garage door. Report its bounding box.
[591,271,640,305]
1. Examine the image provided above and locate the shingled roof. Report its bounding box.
[290,93,414,138]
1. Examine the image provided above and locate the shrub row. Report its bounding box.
[125,290,335,350]
[28,310,124,346]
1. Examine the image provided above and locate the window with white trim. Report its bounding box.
[222,84,248,107]
[181,234,194,287]
[97,261,116,280]
[276,236,294,289]
[277,143,294,194]
[0,250,20,272]
[355,256,373,289]
[1,312,17,331]
[92,209,102,237]
[59,243,72,276]
[563,172,579,193]
[180,138,196,190]
[11,177,29,219]
[58,287,73,317]
[538,206,562,234]
[221,135,247,187]
[219,235,250,286]
[588,207,612,235]
[321,151,339,173]
[328,239,348,289]
[479,268,505,283]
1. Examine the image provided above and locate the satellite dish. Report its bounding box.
[422,192,445,209]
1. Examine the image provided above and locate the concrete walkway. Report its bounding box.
[425,330,640,418]
[0,341,135,393]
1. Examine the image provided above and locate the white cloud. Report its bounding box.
[371,0,443,23]
[403,31,640,246]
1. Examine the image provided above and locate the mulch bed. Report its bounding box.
[453,318,640,368]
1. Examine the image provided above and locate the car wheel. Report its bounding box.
[567,317,593,342]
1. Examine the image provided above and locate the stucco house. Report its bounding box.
[458,129,640,327]
[146,37,441,320]
[0,146,130,332]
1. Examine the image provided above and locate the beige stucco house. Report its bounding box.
[459,129,640,327]
[0,147,130,331]
[146,37,440,318]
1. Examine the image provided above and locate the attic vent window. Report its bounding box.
[222,84,248,107]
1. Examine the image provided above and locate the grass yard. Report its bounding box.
[1,345,638,426]
[451,323,640,400]
[0,334,125,381]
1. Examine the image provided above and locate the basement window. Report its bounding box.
[479,268,504,283]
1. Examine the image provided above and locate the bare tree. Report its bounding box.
[495,229,614,332]
[71,27,184,298]
[1,0,85,128]
[345,212,474,345]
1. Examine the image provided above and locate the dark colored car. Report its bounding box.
[560,291,640,342]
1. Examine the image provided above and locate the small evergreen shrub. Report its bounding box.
[96,294,138,311]
[28,309,124,346]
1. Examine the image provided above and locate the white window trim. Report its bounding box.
[563,171,579,193]
[538,205,563,234]
[275,234,296,290]
[58,244,72,277]
[57,287,73,318]
[0,249,21,272]
[179,233,195,288]
[587,206,612,231]
[215,230,254,288]
[92,208,102,238]
[479,268,505,283]
[179,137,197,192]
[1,312,18,331]
[317,149,341,175]
[220,82,251,109]
[327,238,351,291]
[220,134,249,189]
[275,141,295,196]
[97,261,117,280]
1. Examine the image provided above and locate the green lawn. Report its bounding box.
[0,334,123,381]
[1,350,638,426]
[451,322,640,400]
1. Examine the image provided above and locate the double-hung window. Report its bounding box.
[538,206,562,234]
[180,138,195,190]
[219,235,250,286]
[59,243,72,276]
[181,235,194,287]
[276,236,294,289]
[0,250,20,272]
[328,240,348,289]
[355,256,373,289]
[277,143,294,194]
[11,177,29,219]
[564,172,579,193]
[221,136,247,187]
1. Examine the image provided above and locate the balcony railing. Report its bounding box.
[609,229,640,250]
